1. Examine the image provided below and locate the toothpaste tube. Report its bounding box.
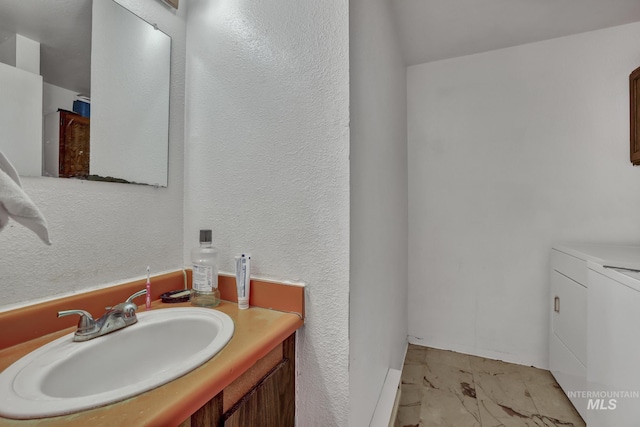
[235,254,251,309]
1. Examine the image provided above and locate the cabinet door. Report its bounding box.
[549,269,588,418]
[223,336,295,427]
[223,360,294,427]
[551,271,587,365]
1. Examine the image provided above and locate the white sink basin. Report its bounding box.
[0,307,234,419]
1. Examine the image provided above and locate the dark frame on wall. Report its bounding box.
[630,66,640,165]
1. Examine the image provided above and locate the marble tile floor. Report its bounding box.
[395,344,585,427]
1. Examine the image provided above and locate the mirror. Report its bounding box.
[91,0,170,186]
[0,0,170,187]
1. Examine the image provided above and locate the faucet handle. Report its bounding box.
[104,289,147,326]
[57,309,97,335]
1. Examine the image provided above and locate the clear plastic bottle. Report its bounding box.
[190,229,220,307]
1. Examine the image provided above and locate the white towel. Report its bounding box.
[0,151,51,245]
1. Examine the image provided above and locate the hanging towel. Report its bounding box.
[0,151,51,245]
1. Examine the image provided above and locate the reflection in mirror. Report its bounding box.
[0,0,91,178]
[0,0,171,187]
[91,0,171,187]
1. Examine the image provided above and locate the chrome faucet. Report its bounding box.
[58,289,148,342]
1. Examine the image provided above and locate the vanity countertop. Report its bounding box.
[0,300,303,426]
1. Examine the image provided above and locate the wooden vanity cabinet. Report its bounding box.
[223,333,295,427]
[188,333,295,427]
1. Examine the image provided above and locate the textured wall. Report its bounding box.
[408,22,640,368]
[349,0,408,424]
[0,0,186,310]
[184,1,350,425]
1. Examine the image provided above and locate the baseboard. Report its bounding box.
[389,381,401,427]
[369,368,402,427]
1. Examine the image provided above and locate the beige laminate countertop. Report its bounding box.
[0,300,303,426]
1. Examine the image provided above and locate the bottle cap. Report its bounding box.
[199,229,212,243]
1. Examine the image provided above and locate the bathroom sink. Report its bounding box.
[0,307,234,419]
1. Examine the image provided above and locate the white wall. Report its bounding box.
[43,83,76,116]
[0,61,42,177]
[0,34,16,67]
[349,0,408,424]
[408,22,640,368]
[0,0,186,309]
[15,35,40,75]
[0,34,40,73]
[184,1,350,425]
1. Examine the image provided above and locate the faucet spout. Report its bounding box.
[126,289,147,303]
[58,289,148,342]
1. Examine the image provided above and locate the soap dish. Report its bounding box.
[160,289,191,303]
